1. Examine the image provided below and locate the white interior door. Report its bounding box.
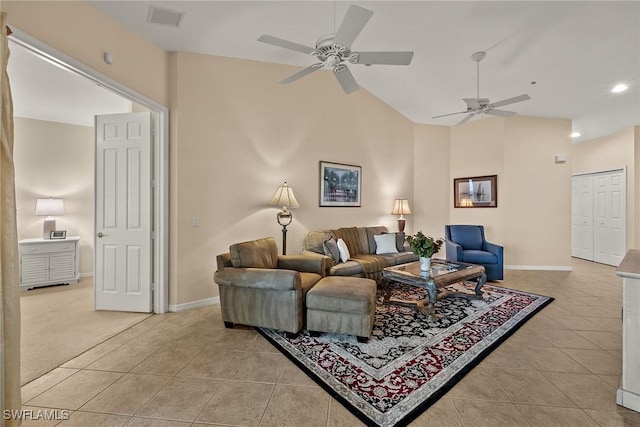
[571,175,594,260]
[593,170,626,266]
[95,112,153,312]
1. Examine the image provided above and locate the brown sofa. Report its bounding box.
[302,226,418,281]
[214,237,327,334]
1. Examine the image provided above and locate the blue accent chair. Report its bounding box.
[445,225,504,281]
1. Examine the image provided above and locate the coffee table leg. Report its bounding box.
[474,273,487,297]
[380,277,391,303]
[426,277,438,320]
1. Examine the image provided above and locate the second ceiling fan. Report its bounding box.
[433,51,531,125]
[258,4,414,94]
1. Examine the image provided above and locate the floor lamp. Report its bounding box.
[391,198,411,232]
[269,182,300,255]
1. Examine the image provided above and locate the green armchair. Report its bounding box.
[214,237,327,334]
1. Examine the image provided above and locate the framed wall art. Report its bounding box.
[453,175,497,208]
[319,161,361,207]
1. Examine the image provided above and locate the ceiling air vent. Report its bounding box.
[147,5,184,28]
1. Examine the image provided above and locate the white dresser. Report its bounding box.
[19,237,80,290]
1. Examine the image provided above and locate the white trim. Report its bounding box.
[169,297,220,313]
[572,167,626,177]
[10,27,170,314]
[617,388,640,413]
[79,272,94,278]
[505,265,573,271]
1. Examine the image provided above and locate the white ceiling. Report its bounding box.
[8,41,131,127]
[11,1,640,142]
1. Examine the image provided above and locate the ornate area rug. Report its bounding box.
[257,282,553,427]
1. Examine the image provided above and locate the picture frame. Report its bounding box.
[453,175,497,208]
[319,161,362,207]
[50,230,67,239]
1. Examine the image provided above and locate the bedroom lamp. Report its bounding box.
[35,197,65,239]
[268,182,300,255]
[391,198,412,232]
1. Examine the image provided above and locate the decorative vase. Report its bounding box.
[419,256,432,272]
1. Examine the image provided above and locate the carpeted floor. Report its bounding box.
[259,281,553,426]
[20,278,151,384]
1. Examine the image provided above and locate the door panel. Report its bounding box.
[95,112,152,312]
[592,170,626,266]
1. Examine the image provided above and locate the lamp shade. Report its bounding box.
[269,182,300,209]
[391,199,411,216]
[35,198,65,216]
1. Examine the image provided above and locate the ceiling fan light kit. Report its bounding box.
[433,51,531,125]
[258,4,414,94]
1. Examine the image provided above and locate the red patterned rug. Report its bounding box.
[258,282,553,427]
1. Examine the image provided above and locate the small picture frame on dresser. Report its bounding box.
[50,230,67,239]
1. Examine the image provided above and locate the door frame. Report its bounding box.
[10,28,169,313]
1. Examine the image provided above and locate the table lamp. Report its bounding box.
[35,197,65,239]
[268,182,300,255]
[391,198,411,232]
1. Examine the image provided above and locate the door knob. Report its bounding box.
[97,232,104,238]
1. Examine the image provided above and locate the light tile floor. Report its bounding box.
[20,258,640,426]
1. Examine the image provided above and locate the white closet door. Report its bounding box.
[571,175,594,260]
[593,170,626,266]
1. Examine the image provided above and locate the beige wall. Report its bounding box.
[571,127,636,249]
[413,124,450,256]
[503,116,572,267]
[2,1,169,106]
[170,52,414,305]
[13,118,94,275]
[415,116,572,269]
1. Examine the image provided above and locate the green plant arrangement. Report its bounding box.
[406,231,445,258]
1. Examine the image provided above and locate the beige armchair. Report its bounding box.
[214,237,327,335]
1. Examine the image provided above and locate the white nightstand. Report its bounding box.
[19,236,80,290]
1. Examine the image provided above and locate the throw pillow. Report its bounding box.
[323,238,341,264]
[336,238,351,263]
[374,233,399,254]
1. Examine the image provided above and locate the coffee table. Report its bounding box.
[381,259,487,320]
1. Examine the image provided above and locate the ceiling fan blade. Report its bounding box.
[457,113,475,126]
[485,109,517,117]
[334,65,359,94]
[258,35,315,55]
[334,5,373,48]
[432,110,469,119]
[353,51,414,65]
[463,98,481,109]
[279,64,322,84]
[490,94,531,108]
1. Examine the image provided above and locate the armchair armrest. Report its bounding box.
[445,240,464,262]
[278,255,328,276]
[301,250,334,276]
[214,267,300,291]
[483,241,504,258]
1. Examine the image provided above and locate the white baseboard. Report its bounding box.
[169,296,220,312]
[505,265,573,271]
[79,272,94,278]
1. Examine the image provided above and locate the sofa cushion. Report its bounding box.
[300,272,323,296]
[304,230,334,254]
[379,252,419,265]
[336,238,351,263]
[450,226,484,250]
[329,261,363,276]
[323,238,340,264]
[365,226,388,254]
[374,233,398,254]
[229,237,278,268]
[462,249,498,264]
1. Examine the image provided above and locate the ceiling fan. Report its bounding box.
[257,4,414,94]
[433,51,531,125]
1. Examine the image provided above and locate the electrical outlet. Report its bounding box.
[192,217,200,227]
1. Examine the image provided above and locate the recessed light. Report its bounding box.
[612,83,628,93]
[571,132,581,138]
